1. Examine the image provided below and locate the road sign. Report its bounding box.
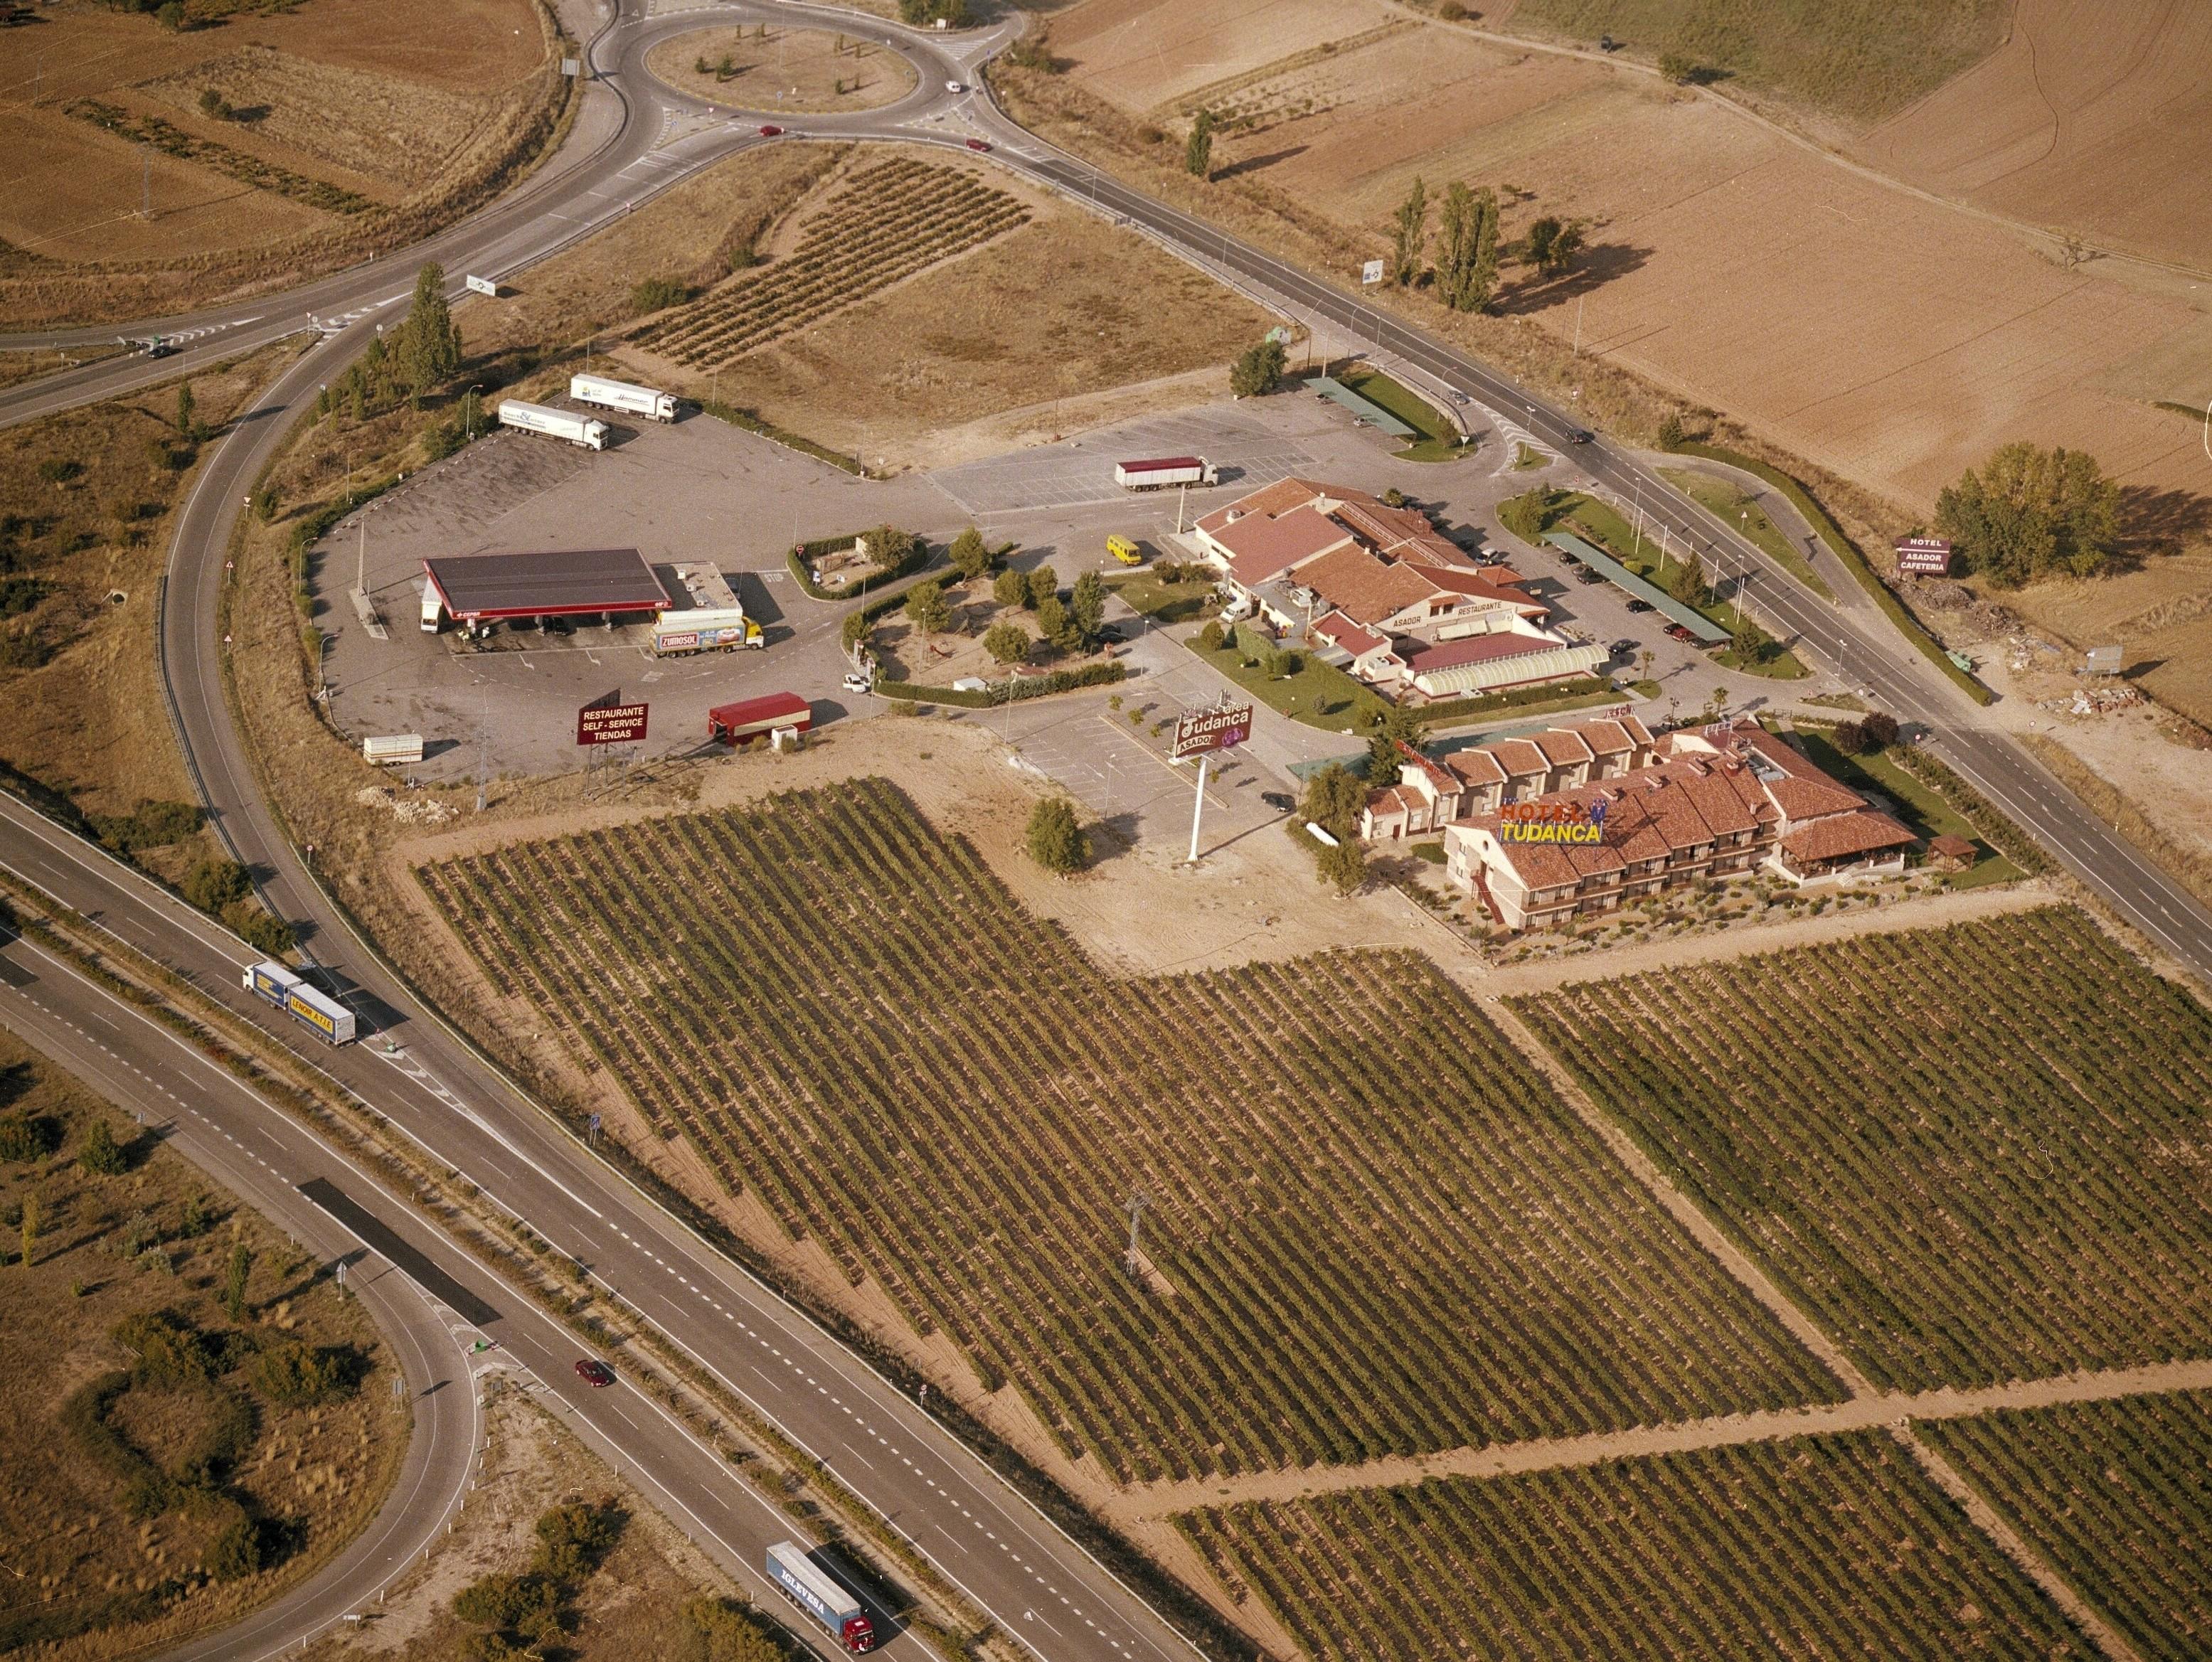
[577,701,649,745]
[1172,702,1253,760]
[560,58,580,77]
[464,275,497,298]
[1361,259,1385,286]
[1895,536,1953,575]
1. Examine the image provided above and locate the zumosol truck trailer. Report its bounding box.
[649,607,760,656]
[243,961,358,1045]
[763,1543,876,1652]
[496,400,607,450]
[569,373,677,422]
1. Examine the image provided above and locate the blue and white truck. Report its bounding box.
[764,1542,876,1653]
[243,961,358,1045]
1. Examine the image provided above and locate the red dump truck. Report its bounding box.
[708,691,812,745]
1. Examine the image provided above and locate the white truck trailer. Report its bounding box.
[569,373,677,423]
[243,961,358,1045]
[496,400,607,450]
[649,607,761,656]
[1114,454,1218,490]
[763,1543,876,1653]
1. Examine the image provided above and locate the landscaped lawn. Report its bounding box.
[1789,726,2024,889]
[1558,496,1808,681]
[1194,632,1391,730]
[1659,467,1834,600]
[1337,367,1474,464]
[1105,569,1216,625]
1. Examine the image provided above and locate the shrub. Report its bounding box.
[454,1572,560,1631]
[227,904,297,957]
[92,798,204,854]
[254,1338,363,1405]
[629,276,693,314]
[681,1597,788,1662]
[181,857,251,915]
[1496,488,1560,544]
[78,1117,128,1176]
[0,1114,55,1163]
[533,1500,624,1582]
[1196,619,1225,651]
[36,458,80,486]
[1026,797,1088,874]
[1656,412,1686,450]
[1658,50,1697,83]
[1229,337,1287,398]
[203,1511,265,1581]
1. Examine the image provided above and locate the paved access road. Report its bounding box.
[0,795,1197,1662]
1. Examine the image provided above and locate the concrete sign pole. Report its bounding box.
[1186,753,1211,863]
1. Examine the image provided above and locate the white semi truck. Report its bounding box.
[496,400,607,450]
[568,373,677,423]
[243,961,358,1045]
[1114,454,1218,490]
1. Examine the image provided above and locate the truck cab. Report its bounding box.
[1106,534,1142,566]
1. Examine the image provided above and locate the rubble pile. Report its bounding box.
[2039,685,2144,718]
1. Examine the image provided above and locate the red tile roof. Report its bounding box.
[1310,609,1388,656]
[1444,748,1506,788]
[1487,739,1550,781]
[1216,504,1353,586]
[1195,476,1323,536]
[1781,810,1915,863]
[1296,544,1449,625]
[1531,728,1594,767]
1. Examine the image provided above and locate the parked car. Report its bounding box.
[1625,598,1654,614]
[541,616,572,636]
[1261,791,1294,812]
[1665,623,1695,641]
[965,138,992,152]
[1094,623,1127,644]
[1610,638,1640,655]
[576,1359,615,1387]
[758,124,784,137]
[841,672,874,696]
[1574,568,1605,585]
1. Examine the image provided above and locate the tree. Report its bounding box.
[1666,558,1709,609]
[1497,487,1557,544]
[1300,762,1366,840]
[224,1242,252,1320]
[1434,182,1500,312]
[902,579,951,637]
[993,568,1030,610]
[175,382,196,437]
[1366,705,1425,787]
[1196,619,1225,651]
[79,1117,127,1176]
[1860,710,1900,750]
[1316,836,1367,895]
[899,0,967,25]
[1658,50,1698,84]
[947,526,990,582]
[1935,442,2121,587]
[1069,569,1106,646]
[1185,109,1216,179]
[1265,646,1303,679]
[396,262,462,403]
[1730,617,1773,664]
[1025,565,1058,609]
[984,622,1030,664]
[1524,215,1585,278]
[1656,411,1686,450]
[535,1501,624,1582]
[1025,797,1088,874]
[155,1,186,29]
[1036,594,1075,651]
[196,87,231,119]
[840,611,873,652]
[1390,176,1428,286]
[1229,336,1286,398]
[1831,719,1868,756]
[204,1513,265,1582]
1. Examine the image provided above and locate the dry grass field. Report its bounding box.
[0,341,302,849]
[1987,546,2212,730]
[1028,0,2212,517]
[0,0,561,327]
[645,24,917,114]
[0,1029,406,1660]
[1854,0,2212,271]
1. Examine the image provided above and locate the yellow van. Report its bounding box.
[1107,534,1143,566]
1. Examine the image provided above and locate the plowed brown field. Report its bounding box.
[1855,0,2212,272]
[1049,0,2212,511]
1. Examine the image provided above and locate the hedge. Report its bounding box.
[785,530,932,602]
[875,661,1127,708]
[1669,441,1994,705]
[1886,743,2049,875]
[1420,676,1617,727]
[698,399,863,475]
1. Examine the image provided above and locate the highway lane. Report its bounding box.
[0,796,1200,1662]
[0,923,482,1662]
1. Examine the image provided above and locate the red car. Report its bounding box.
[758,124,784,137]
[575,1359,615,1387]
[965,138,992,152]
[1664,624,1694,642]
